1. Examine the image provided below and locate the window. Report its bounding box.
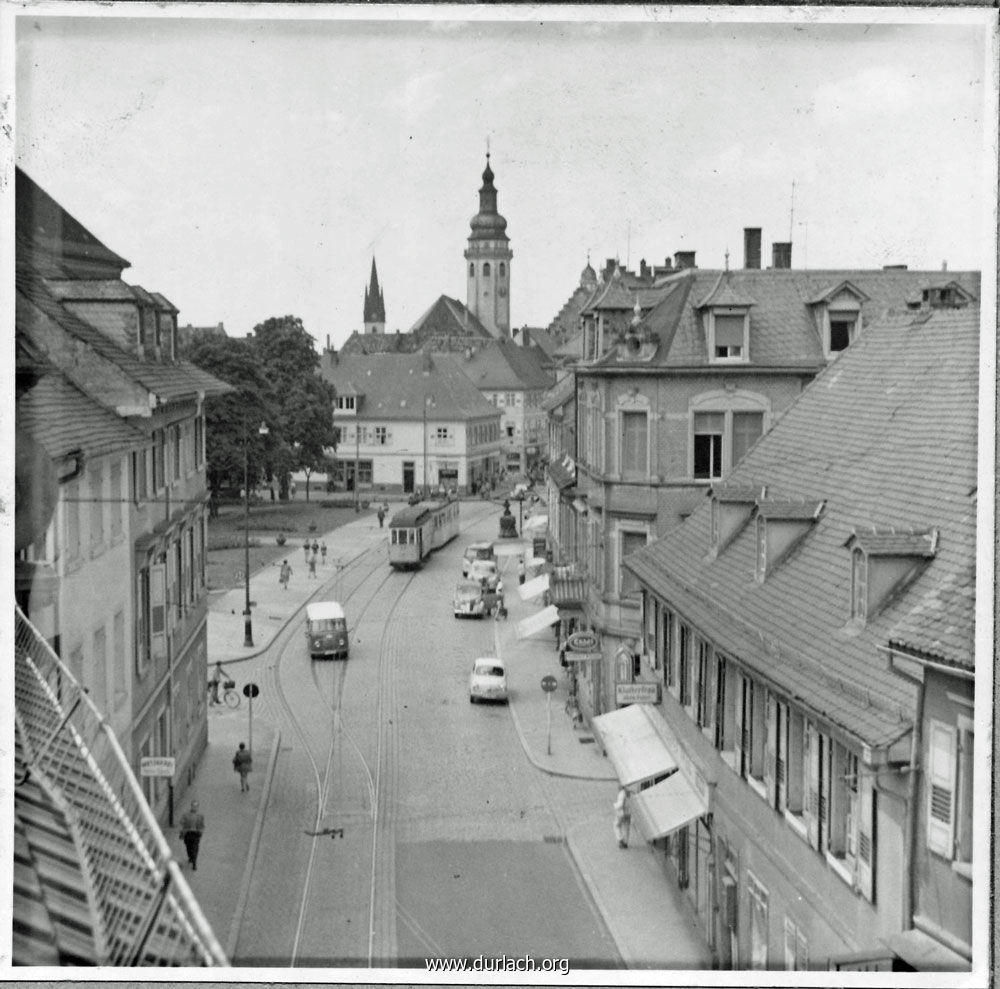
[499,262,506,278]
[194,414,205,467]
[336,395,356,411]
[747,873,769,969]
[828,314,858,353]
[90,464,104,554]
[695,637,714,729]
[153,431,165,490]
[783,918,809,971]
[737,677,768,785]
[172,425,181,481]
[714,655,737,753]
[755,516,767,580]
[131,448,148,503]
[92,625,107,714]
[469,263,474,277]
[927,717,974,868]
[483,262,491,276]
[712,312,747,359]
[506,392,517,406]
[851,548,868,620]
[620,411,648,478]
[661,608,675,689]
[506,424,515,438]
[357,460,373,485]
[374,426,389,446]
[110,460,123,540]
[113,610,126,709]
[693,413,724,479]
[65,480,80,562]
[620,530,646,596]
[779,704,806,816]
[434,426,452,444]
[678,623,691,707]
[732,412,763,467]
[827,742,859,864]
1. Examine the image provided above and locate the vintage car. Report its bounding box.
[453,579,487,619]
[469,657,509,704]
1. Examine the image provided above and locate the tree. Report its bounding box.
[183,331,278,514]
[284,375,338,501]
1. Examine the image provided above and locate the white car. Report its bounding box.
[469,657,508,704]
[468,558,499,588]
[462,541,496,578]
[453,580,487,619]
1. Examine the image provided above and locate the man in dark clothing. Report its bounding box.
[179,800,205,870]
[233,742,253,792]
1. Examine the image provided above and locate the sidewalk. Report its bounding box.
[194,500,711,970]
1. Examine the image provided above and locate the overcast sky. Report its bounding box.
[11,6,997,351]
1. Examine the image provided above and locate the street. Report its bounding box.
[230,501,619,967]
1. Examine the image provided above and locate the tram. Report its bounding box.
[387,496,460,570]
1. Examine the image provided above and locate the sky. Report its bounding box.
[9,6,998,352]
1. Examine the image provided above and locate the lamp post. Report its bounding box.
[422,395,434,498]
[243,420,269,648]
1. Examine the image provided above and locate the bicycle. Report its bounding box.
[208,679,241,709]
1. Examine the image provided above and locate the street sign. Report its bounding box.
[541,675,558,693]
[566,630,599,652]
[140,756,175,778]
[616,682,660,705]
[243,682,260,699]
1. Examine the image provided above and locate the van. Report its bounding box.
[305,601,349,660]
[462,541,496,577]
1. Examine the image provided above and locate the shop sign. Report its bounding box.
[615,682,660,705]
[566,630,599,652]
[140,756,176,778]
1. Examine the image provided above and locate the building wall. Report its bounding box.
[911,667,974,956]
[466,244,512,337]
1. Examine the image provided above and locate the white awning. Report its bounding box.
[883,929,971,972]
[518,573,550,601]
[516,604,560,640]
[591,704,677,788]
[494,540,532,558]
[632,771,708,842]
[523,514,548,534]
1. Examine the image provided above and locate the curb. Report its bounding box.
[225,725,282,962]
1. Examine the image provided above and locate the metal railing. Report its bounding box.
[14,603,227,967]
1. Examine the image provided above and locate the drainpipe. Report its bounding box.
[903,685,925,932]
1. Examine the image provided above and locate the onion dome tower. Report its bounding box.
[363,257,386,335]
[464,153,513,338]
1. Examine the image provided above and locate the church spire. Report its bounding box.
[363,257,386,334]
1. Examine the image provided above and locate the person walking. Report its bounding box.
[308,551,318,579]
[279,559,292,590]
[179,800,205,870]
[517,556,526,585]
[209,662,228,706]
[311,538,319,558]
[233,742,253,793]
[320,541,327,565]
[376,505,385,528]
[303,539,310,564]
[613,787,631,849]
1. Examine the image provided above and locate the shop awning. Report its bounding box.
[632,771,708,842]
[591,704,677,788]
[516,604,560,640]
[518,573,550,601]
[523,514,548,535]
[883,929,971,972]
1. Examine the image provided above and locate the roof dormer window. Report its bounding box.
[851,547,868,620]
[807,282,868,359]
[846,528,938,620]
[708,309,749,362]
[754,497,825,581]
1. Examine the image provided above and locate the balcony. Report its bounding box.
[13,604,226,967]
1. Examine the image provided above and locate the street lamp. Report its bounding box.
[243,420,269,648]
[422,394,434,498]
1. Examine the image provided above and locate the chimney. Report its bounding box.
[743,228,762,270]
[674,250,696,270]
[942,260,948,272]
[771,242,792,269]
[639,259,649,279]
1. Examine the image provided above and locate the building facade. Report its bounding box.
[618,304,979,971]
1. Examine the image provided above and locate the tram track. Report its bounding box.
[252,500,498,966]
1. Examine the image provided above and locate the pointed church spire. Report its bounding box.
[363,257,386,332]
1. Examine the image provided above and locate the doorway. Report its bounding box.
[402,461,415,494]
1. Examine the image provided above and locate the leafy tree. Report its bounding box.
[183,332,277,514]
[284,374,338,501]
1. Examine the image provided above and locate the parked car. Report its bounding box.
[462,541,496,577]
[468,558,500,588]
[469,657,508,704]
[453,579,487,619]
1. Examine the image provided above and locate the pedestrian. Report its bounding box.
[303,539,310,563]
[311,538,319,557]
[376,505,385,528]
[279,559,292,590]
[232,742,253,793]
[308,551,318,579]
[320,541,327,565]
[518,556,526,585]
[613,787,631,849]
[290,480,297,499]
[179,800,205,870]
[209,661,228,706]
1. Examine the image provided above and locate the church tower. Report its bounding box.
[363,257,386,334]
[464,154,512,338]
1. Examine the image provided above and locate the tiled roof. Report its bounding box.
[340,331,414,355]
[695,271,758,308]
[851,528,938,557]
[552,329,585,360]
[518,326,559,357]
[545,284,593,341]
[757,498,825,521]
[18,371,146,459]
[17,271,233,406]
[459,339,555,391]
[319,352,500,422]
[625,306,980,744]
[44,279,137,302]
[540,372,576,412]
[409,295,493,340]
[647,268,979,370]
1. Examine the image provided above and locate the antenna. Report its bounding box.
[789,179,796,242]
[486,135,490,158]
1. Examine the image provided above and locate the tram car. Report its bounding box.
[387,496,460,570]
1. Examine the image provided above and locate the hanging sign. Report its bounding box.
[566,630,599,652]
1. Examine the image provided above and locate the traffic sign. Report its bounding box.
[140,756,175,778]
[541,675,558,693]
[243,682,260,699]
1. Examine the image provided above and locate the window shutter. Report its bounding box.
[715,314,745,347]
[765,692,778,807]
[806,723,820,849]
[857,770,875,902]
[150,563,167,659]
[926,720,956,857]
[783,917,796,971]
[733,672,744,775]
